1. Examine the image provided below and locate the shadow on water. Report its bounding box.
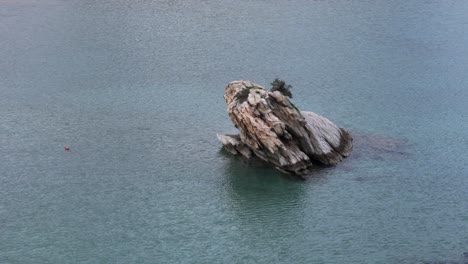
[349,130,412,162]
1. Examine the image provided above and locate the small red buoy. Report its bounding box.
[64,146,70,151]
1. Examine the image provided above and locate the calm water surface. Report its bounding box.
[1,0,467,263]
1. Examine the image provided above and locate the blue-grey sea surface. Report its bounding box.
[1,0,467,263]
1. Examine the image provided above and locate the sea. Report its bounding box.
[1,0,467,263]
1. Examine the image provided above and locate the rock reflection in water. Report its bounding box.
[220,151,309,257]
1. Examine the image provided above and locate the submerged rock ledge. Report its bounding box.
[218,80,353,175]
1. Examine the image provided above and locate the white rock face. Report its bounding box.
[219,80,353,175]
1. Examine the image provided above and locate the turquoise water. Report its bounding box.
[1,0,467,263]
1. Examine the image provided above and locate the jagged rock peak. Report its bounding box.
[218,80,352,175]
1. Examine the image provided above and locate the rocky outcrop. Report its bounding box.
[218,80,352,175]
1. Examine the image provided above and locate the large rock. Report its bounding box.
[218,80,353,175]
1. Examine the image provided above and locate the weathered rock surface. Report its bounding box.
[218,80,353,175]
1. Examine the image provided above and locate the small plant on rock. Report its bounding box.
[270,78,293,98]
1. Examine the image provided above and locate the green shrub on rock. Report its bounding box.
[270,78,293,98]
